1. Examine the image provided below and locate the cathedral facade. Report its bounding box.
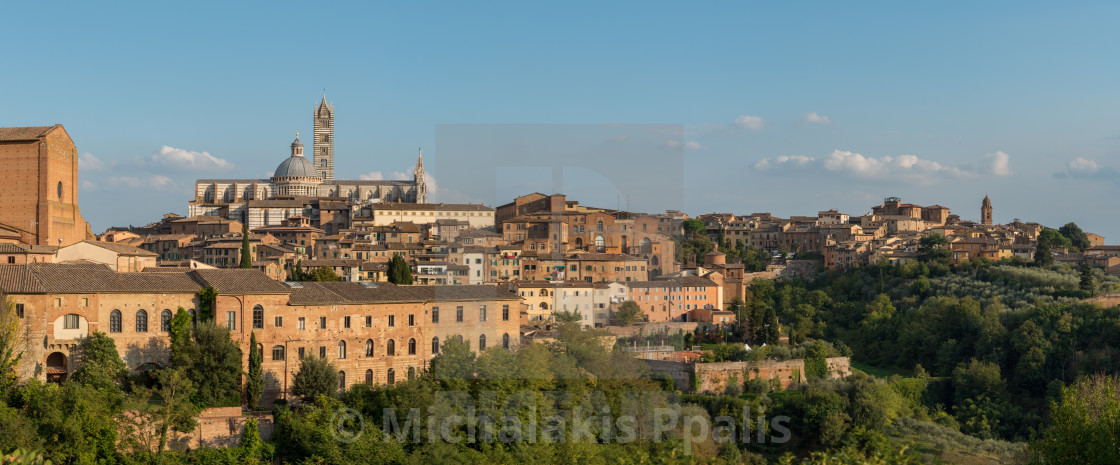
[188,96,427,228]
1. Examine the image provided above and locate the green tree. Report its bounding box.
[1058,222,1091,252]
[681,218,705,237]
[197,286,218,321]
[552,310,583,324]
[168,307,192,368]
[1079,262,1097,294]
[70,330,127,392]
[1031,373,1120,465]
[122,367,200,461]
[387,255,413,285]
[291,355,340,402]
[246,331,263,410]
[186,321,243,408]
[917,233,951,264]
[307,266,341,282]
[239,417,270,464]
[18,381,122,463]
[291,259,306,281]
[1038,228,1073,250]
[0,295,24,394]
[240,222,253,268]
[430,336,476,382]
[1034,241,1054,267]
[612,300,644,326]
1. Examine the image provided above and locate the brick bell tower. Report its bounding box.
[313,94,334,180]
[981,195,992,225]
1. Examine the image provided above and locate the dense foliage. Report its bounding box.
[764,258,1120,441]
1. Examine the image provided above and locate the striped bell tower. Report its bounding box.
[313,94,334,180]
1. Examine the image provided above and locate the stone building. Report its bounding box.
[0,125,91,246]
[188,97,427,228]
[0,263,520,404]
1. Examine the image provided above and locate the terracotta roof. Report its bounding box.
[286,281,519,305]
[369,203,493,212]
[75,240,158,256]
[190,269,291,294]
[0,263,199,293]
[0,125,58,141]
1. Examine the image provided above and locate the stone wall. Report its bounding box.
[644,356,852,394]
[167,407,274,450]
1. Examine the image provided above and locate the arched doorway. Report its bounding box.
[46,352,67,384]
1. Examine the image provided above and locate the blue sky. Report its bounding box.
[3,2,1119,238]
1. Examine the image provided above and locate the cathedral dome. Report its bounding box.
[274,154,318,178]
[274,135,320,179]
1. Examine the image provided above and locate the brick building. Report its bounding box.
[0,125,91,246]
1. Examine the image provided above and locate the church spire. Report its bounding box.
[414,148,427,203]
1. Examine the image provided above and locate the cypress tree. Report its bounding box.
[246,331,262,409]
[240,222,253,269]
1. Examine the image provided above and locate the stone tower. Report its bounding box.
[981,195,992,225]
[414,148,427,203]
[313,94,334,180]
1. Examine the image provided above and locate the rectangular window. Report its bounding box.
[15,304,24,319]
[298,317,306,330]
[456,306,464,322]
[319,346,326,358]
[275,316,283,327]
[502,305,510,321]
[480,305,487,322]
[64,314,79,329]
[320,316,326,329]
[365,315,372,327]
[408,314,415,326]
[344,316,351,329]
[432,307,439,323]
[54,298,61,308]
[226,311,237,331]
[81,298,88,307]
[388,315,395,327]
[298,347,305,358]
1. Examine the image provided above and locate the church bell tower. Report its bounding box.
[313,94,334,180]
[414,148,427,203]
[981,195,992,225]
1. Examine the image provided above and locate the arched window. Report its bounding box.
[252,305,264,329]
[161,309,173,332]
[408,338,416,355]
[540,289,549,297]
[540,302,549,310]
[641,238,652,255]
[479,334,487,351]
[136,310,148,332]
[431,337,440,355]
[597,220,604,233]
[338,371,346,391]
[651,255,660,266]
[387,368,396,385]
[110,310,122,333]
[338,340,347,359]
[595,235,606,252]
[272,345,285,361]
[365,339,374,357]
[365,369,373,385]
[502,333,510,349]
[387,339,395,356]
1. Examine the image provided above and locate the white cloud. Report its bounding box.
[359,171,384,180]
[756,150,975,184]
[733,115,766,131]
[108,175,176,190]
[148,145,233,170]
[1054,157,1120,180]
[983,151,1013,176]
[665,140,703,150]
[754,155,815,172]
[81,179,97,191]
[1069,157,1099,173]
[801,112,832,125]
[78,152,104,171]
[391,171,411,180]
